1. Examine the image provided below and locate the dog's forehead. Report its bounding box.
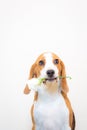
[35,52,60,64]
[44,52,53,61]
[43,52,59,61]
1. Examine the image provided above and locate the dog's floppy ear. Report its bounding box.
[60,60,69,93]
[29,63,37,79]
[24,63,37,94]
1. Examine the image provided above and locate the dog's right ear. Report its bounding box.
[24,63,37,94]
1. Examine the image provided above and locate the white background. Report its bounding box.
[0,0,87,130]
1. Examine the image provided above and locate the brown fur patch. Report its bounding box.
[60,60,69,93]
[31,92,38,130]
[31,104,35,130]
[72,112,75,130]
[24,84,31,94]
[61,91,75,130]
[34,92,38,101]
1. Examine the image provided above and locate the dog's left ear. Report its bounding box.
[24,63,37,94]
[60,60,69,93]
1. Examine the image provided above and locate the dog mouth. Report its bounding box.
[43,77,58,83]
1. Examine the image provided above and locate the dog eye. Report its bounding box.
[39,60,45,66]
[53,59,59,64]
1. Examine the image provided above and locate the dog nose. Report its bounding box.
[46,69,55,77]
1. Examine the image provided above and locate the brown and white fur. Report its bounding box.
[24,52,75,130]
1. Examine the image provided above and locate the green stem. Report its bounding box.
[38,78,45,85]
[58,76,72,79]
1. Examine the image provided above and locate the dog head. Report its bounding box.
[24,52,69,94]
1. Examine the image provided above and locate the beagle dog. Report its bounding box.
[24,52,75,130]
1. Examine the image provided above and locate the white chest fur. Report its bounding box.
[33,92,71,130]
